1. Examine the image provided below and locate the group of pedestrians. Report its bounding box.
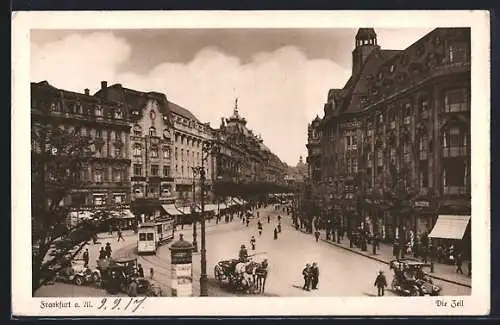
[301,262,320,291]
[98,242,113,260]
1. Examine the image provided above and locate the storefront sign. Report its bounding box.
[171,263,193,297]
[414,201,430,208]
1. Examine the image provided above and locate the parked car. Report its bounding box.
[389,258,441,296]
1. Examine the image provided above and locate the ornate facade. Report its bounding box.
[31,81,132,210]
[215,99,288,198]
[310,28,471,250]
[170,102,216,203]
[95,82,174,216]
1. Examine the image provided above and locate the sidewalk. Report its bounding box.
[297,227,471,288]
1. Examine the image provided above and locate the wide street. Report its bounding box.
[35,205,471,297]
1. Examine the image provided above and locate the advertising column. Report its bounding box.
[169,233,194,297]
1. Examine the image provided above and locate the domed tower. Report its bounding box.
[352,28,379,75]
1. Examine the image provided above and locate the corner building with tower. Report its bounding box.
[306,28,471,256]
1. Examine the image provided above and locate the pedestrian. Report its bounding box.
[258,221,263,236]
[374,271,388,296]
[311,262,319,289]
[274,227,278,240]
[302,264,311,291]
[278,215,281,222]
[246,218,250,227]
[314,230,320,242]
[105,242,112,259]
[108,224,113,236]
[277,222,282,233]
[456,252,464,274]
[250,236,256,250]
[99,247,106,260]
[82,248,89,267]
[117,228,125,242]
[267,215,270,223]
[137,263,145,277]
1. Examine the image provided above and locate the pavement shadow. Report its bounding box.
[361,291,379,297]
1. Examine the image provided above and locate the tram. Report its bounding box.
[137,216,175,254]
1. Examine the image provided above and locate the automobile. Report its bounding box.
[94,257,139,294]
[128,277,163,296]
[53,259,95,286]
[389,258,441,296]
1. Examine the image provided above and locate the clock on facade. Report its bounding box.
[150,110,156,121]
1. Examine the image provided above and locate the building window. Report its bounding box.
[390,148,397,164]
[449,43,467,63]
[133,144,142,157]
[378,113,384,124]
[151,146,159,158]
[114,147,121,158]
[175,147,178,160]
[443,125,468,157]
[417,133,427,160]
[377,150,383,167]
[94,196,103,206]
[151,165,159,176]
[389,110,397,129]
[149,127,157,137]
[442,159,467,194]
[114,131,121,141]
[95,106,103,117]
[175,164,178,172]
[80,127,88,137]
[133,125,142,136]
[187,149,190,163]
[352,159,358,174]
[403,142,411,163]
[163,166,171,177]
[114,195,123,204]
[420,98,429,119]
[112,168,122,182]
[403,103,412,125]
[163,147,170,159]
[181,149,184,161]
[389,64,395,73]
[444,88,468,112]
[133,164,142,176]
[94,169,103,183]
[51,102,59,112]
[181,165,184,175]
[114,109,123,119]
[419,162,429,189]
[96,129,102,138]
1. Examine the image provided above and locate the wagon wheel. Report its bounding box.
[214,265,224,283]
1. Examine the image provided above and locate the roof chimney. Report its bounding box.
[84,88,90,96]
[100,81,108,99]
[101,81,108,90]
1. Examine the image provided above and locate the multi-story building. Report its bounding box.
[314,28,471,253]
[170,102,216,203]
[215,100,288,200]
[31,81,132,213]
[95,82,174,217]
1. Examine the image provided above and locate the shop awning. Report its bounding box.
[161,204,183,216]
[232,198,244,205]
[428,215,471,240]
[203,204,218,212]
[121,209,136,219]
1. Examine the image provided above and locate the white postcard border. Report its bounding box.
[12,10,491,316]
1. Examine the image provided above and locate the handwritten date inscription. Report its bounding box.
[97,297,147,312]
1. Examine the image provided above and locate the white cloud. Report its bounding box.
[31,32,351,165]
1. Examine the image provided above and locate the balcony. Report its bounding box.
[442,146,468,158]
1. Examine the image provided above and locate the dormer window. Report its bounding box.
[149,127,156,137]
[114,109,123,119]
[95,106,103,117]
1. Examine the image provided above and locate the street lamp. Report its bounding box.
[193,140,220,297]
[191,167,200,253]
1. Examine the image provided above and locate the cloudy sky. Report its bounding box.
[31,28,434,166]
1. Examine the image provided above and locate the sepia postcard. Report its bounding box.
[12,10,490,317]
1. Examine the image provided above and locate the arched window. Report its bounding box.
[133,143,142,157]
[95,106,103,117]
[114,109,123,119]
[442,124,467,156]
[418,132,428,161]
[151,145,159,158]
[133,125,142,136]
[149,127,156,137]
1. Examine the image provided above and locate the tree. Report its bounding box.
[31,120,96,294]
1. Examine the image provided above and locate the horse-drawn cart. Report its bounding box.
[214,255,268,294]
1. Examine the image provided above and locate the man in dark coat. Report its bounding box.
[267,215,271,223]
[314,230,320,242]
[274,227,278,240]
[82,249,89,267]
[105,242,112,259]
[374,271,388,296]
[302,264,311,291]
[310,262,319,289]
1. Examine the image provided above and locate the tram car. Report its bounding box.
[137,216,175,254]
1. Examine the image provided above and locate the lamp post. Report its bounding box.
[193,140,219,297]
[191,167,199,253]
